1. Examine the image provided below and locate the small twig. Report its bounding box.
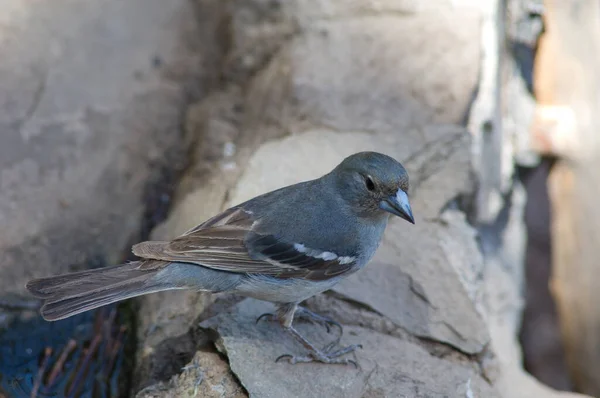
[105,326,126,378]
[67,334,101,397]
[31,347,52,398]
[46,339,77,388]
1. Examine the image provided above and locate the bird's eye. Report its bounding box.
[365,176,375,191]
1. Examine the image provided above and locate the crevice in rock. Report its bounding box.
[517,160,573,391]
[138,154,190,245]
[205,340,249,396]
[404,128,468,196]
[450,185,479,226]
[436,320,469,343]
[17,65,47,134]
[191,320,250,396]
[408,274,435,308]
[323,290,385,318]
[133,295,252,395]
[136,326,249,397]
[134,330,196,391]
[438,188,479,227]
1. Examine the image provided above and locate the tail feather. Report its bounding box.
[26,262,177,321]
[27,261,243,321]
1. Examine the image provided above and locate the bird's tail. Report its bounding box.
[26,261,176,321]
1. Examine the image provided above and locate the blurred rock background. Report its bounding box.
[0,0,596,397]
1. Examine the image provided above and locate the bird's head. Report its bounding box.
[330,151,414,224]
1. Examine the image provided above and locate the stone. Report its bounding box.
[127,0,592,396]
[0,0,222,298]
[0,0,228,394]
[227,128,488,355]
[199,298,497,398]
[238,8,481,141]
[133,88,246,391]
[136,350,246,398]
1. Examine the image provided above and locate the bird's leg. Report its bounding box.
[256,305,343,338]
[273,303,361,366]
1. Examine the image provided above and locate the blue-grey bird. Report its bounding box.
[26,151,414,365]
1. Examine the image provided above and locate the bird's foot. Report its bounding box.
[275,342,362,367]
[260,305,357,366]
[294,306,343,336]
[256,306,343,336]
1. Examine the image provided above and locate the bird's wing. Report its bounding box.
[132,207,357,281]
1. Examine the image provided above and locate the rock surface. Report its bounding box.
[1,0,592,397]
[133,1,592,397]
[228,128,488,357]
[136,350,246,398]
[0,0,220,300]
[199,299,497,398]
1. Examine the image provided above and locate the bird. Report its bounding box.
[26,151,415,365]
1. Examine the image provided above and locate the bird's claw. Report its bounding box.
[274,343,362,367]
[256,312,275,324]
[295,307,344,336]
[275,353,293,363]
[301,314,342,335]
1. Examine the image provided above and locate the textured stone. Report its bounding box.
[228,128,488,355]
[238,10,481,141]
[128,0,590,397]
[0,0,228,394]
[0,0,221,298]
[136,350,246,398]
[200,298,497,398]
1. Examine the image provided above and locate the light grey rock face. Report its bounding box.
[132,0,517,397]
[286,13,480,133]
[200,299,498,398]
[130,0,499,394]
[0,0,578,396]
[0,0,587,397]
[234,8,481,142]
[0,0,219,297]
[228,128,488,357]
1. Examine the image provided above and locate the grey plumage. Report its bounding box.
[27,260,242,321]
[26,151,414,365]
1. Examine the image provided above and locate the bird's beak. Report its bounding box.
[380,189,415,224]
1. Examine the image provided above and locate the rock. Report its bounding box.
[0,0,590,396]
[199,298,497,398]
[133,88,245,391]
[136,349,246,398]
[131,0,592,397]
[0,0,222,298]
[496,367,587,398]
[133,89,244,383]
[467,1,590,397]
[227,128,489,356]
[0,0,227,395]
[236,7,481,141]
